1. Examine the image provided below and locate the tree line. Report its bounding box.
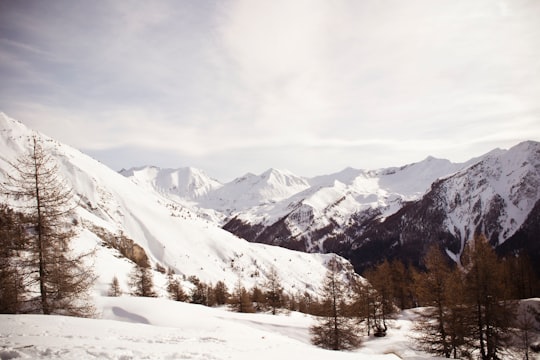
[309,236,540,359]
[111,261,325,316]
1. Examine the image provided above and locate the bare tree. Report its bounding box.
[310,257,361,350]
[516,304,539,360]
[2,137,94,316]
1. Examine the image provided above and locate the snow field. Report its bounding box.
[0,296,419,360]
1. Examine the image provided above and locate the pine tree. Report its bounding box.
[108,276,122,297]
[310,257,361,350]
[2,137,95,316]
[128,263,156,297]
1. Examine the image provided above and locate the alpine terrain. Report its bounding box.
[121,140,540,273]
[0,112,357,297]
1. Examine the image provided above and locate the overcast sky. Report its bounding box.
[1,0,539,181]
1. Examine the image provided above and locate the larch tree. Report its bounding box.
[2,137,94,316]
[363,259,396,336]
[166,269,188,302]
[128,263,156,298]
[108,275,122,297]
[413,245,470,358]
[0,205,26,313]
[213,280,229,305]
[263,266,284,315]
[310,257,361,350]
[229,278,254,313]
[462,234,516,360]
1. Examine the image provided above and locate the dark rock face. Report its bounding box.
[498,199,540,273]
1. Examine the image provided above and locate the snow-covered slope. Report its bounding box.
[0,296,410,360]
[0,112,356,296]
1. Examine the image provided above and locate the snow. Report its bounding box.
[0,295,422,360]
[0,112,357,296]
[441,140,540,254]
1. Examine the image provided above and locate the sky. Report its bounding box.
[1,0,539,182]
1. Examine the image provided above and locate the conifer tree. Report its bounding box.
[128,263,156,297]
[363,259,396,336]
[189,276,210,305]
[462,234,516,360]
[0,205,25,313]
[389,259,414,310]
[352,279,377,336]
[213,281,229,305]
[108,276,122,297]
[229,278,254,313]
[251,285,265,311]
[310,257,361,350]
[166,269,188,302]
[2,137,94,316]
[413,245,471,358]
[263,266,283,315]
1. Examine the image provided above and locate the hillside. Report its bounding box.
[0,112,357,297]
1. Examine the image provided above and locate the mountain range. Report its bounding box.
[120,140,540,273]
[0,112,357,296]
[2,112,538,279]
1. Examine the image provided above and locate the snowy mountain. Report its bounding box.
[0,112,357,297]
[120,138,540,273]
[203,168,311,212]
[228,141,540,272]
[346,140,540,271]
[119,165,222,201]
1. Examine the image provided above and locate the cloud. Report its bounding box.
[1,0,539,180]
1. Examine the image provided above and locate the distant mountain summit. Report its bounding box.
[120,166,222,200]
